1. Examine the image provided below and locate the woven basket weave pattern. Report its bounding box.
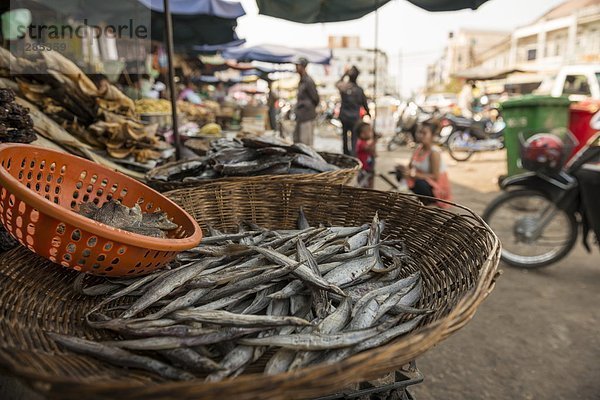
[0,181,499,399]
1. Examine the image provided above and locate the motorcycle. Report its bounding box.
[316,102,343,134]
[482,132,600,269]
[276,100,294,137]
[440,113,506,162]
[388,102,442,151]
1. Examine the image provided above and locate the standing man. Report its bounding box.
[294,57,319,146]
[458,80,475,119]
[337,66,370,155]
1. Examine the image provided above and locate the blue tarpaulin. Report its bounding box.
[193,38,247,53]
[222,44,332,65]
[138,0,245,18]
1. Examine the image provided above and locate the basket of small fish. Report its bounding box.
[146,136,361,192]
[0,144,202,276]
[0,180,499,399]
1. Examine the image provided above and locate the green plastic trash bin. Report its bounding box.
[500,95,571,176]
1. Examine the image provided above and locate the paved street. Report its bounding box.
[332,137,599,400]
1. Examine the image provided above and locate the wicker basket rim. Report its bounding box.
[145,151,361,182]
[0,182,500,398]
[0,144,202,250]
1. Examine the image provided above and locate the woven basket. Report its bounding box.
[0,144,202,277]
[145,152,361,192]
[0,182,500,400]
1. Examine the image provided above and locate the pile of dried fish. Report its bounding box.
[177,101,214,126]
[0,88,36,251]
[0,48,171,164]
[150,137,339,183]
[53,211,430,381]
[0,88,36,143]
[135,99,172,114]
[77,200,178,238]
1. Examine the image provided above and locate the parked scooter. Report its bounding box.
[316,102,343,134]
[388,102,442,151]
[482,132,600,268]
[440,113,506,161]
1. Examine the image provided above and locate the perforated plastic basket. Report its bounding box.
[0,144,202,276]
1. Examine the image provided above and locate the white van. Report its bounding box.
[536,65,600,101]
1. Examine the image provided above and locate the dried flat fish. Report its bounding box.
[241,136,291,149]
[147,137,344,183]
[142,212,179,231]
[292,154,337,173]
[219,159,288,176]
[76,200,178,238]
[42,51,98,96]
[0,48,170,177]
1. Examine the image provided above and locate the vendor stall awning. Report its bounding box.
[225,61,293,74]
[222,44,332,65]
[193,39,247,54]
[453,67,526,81]
[256,0,489,23]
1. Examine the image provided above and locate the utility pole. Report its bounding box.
[398,49,403,98]
[373,0,379,124]
[163,0,181,160]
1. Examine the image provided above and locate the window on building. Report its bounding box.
[527,49,537,61]
[554,34,566,57]
[563,75,592,96]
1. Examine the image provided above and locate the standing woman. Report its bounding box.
[337,66,370,155]
[397,123,452,207]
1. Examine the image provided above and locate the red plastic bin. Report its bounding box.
[568,100,600,161]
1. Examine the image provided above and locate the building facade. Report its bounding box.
[481,0,600,71]
[426,29,508,91]
[427,0,600,91]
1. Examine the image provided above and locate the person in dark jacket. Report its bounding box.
[293,57,319,146]
[336,66,370,155]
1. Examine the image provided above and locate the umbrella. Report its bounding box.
[145,0,244,159]
[138,0,245,18]
[16,0,244,49]
[193,38,247,54]
[222,44,332,65]
[256,0,489,23]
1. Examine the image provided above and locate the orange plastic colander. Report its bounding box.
[0,144,202,277]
